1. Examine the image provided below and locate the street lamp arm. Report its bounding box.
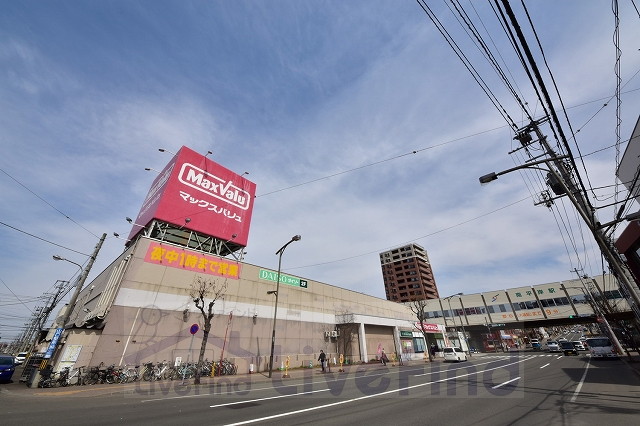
[479,156,569,184]
[275,235,302,255]
[52,255,83,272]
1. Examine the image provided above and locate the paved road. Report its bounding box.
[2,352,639,425]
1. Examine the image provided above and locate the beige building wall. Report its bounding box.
[60,237,416,373]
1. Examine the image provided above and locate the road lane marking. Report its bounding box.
[570,358,590,402]
[491,377,520,389]
[540,363,550,369]
[220,357,531,426]
[142,358,508,403]
[210,389,330,408]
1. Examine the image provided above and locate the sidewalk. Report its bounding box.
[0,358,447,398]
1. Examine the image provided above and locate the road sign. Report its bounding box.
[190,323,199,335]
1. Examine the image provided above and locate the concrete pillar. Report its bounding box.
[358,322,367,363]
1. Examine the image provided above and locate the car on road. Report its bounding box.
[530,339,541,351]
[546,341,560,352]
[572,341,586,351]
[586,337,618,359]
[14,352,28,365]
[560,341,578,356]
[0,354,17,382]
[558,337,568,342]
[442,347,467,362]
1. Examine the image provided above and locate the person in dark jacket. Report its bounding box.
[318,350,327,372]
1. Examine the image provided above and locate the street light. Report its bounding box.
[444,293,471,356]
[53,255,83,274]
[268,235,301,378]
[479,156,570,184]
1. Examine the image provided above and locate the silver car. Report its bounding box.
[546,341,560,352]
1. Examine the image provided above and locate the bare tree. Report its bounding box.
[408,300,435,361]
[189,275,227,384]
[335,310,359,363]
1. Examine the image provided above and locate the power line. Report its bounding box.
[0,220,91,257]
[0,167,100,239]
[288,195,532,271]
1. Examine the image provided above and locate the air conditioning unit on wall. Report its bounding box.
[324,331,331,337]
[331,330,339,337]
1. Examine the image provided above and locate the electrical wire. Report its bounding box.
[0,167,101,239]
[415,0,519,129]
[0,220,91,257]
[287,195,532,270]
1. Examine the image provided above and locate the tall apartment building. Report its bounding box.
[380,243,439,302]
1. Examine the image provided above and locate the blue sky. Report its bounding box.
[1,1,640,341]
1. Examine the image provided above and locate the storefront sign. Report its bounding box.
[259,269,308,288]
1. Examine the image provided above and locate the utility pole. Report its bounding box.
[26,280,69,354]
[28,233,106,387]
[528,123,640,326]
[59,233,106,330]
[516,121,640,329]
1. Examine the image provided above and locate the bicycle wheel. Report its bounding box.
[142,369,153,381]
[163,367,175,380]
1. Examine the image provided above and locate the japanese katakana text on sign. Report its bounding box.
[145,242,240,279]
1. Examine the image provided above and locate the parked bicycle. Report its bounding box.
[37,365,67,388]
[142,361,171,381]
[120,365,141,383]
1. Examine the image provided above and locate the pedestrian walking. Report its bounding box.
[381,349,388,366]
[318,350,326,372]
[430,343,437,358]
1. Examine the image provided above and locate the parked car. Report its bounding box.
[0,354,17,382]
[546,341,560,352]
[560,340,578,356]
[442,347,467,362]
[572,341,586,351]
[586,337,618,359]
[14,352,28,365]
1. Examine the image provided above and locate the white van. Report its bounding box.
[442,347,467,362]
[585,337,618,359]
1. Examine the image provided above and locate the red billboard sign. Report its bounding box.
[129,146,256,246]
